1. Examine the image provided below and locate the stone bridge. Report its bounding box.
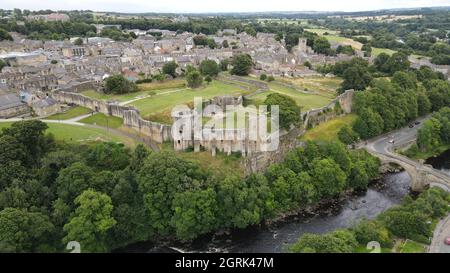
[369,151,450,192]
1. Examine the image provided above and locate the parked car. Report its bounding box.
[409,124,414,128]
[445,237,450,245]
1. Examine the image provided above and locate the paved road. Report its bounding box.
[429,214,450,253]
[363,116,450,191]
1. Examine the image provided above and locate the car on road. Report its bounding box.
[409,124,414,128]
[388,139,395,144]
[445,237,450,245]
[414,121,421,125]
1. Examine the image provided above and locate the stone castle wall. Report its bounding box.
[52,91,172,143]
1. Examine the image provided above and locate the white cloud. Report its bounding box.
[1,0,449,13]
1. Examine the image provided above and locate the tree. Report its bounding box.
[373,52,390,73]
[338,125,359,145]
[417,118,441,151]
[231,54,253,76]
[353,220,392,247]
[312,37,331,55]
[204,75,212,84]
[0,28,13,41]
[341,65,372,91]
[171,188,218,241]
[310,158,347,198]
[63,189,116,253]
[260,74,267,81]
[162,61,178,78]
[264,93,301,130]
[186,70,203,88]
[104,75,138,94]
[384,52,410,75]
[137,152,206,235]
[222,40,229,48]
[85,142,130,171]
[244,26,257,37]
[291,229,357,253]
[1,120,52,167]
[199,59,220,77]
[353,108,384,139]
[56,162,94,205]
[220,59,229,71]
[0,59,7,72]
[0,208,54,252]
[73,37,83,46]
[303,61,312,69]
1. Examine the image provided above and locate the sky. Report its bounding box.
[2,0,450,13]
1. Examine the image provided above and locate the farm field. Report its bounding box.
[304,28,339,35]
[46,106,91,120]
[324,35,363,50]
[372,47,397,56]
[301,114,357,142]
[0,122,138,147]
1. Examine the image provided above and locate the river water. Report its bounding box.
[425,149,450,176]
[125,171,411,253]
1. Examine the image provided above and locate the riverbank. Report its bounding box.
[116,170,411,253]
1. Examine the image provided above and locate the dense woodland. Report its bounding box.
[0,121,380,252]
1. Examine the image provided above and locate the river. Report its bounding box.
[425,149,450,176]
[120,171,411,253]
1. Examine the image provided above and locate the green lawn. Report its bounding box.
[399,240,427,253]
[246,78,337,111]
[128,80,251,124]
[372,47,397,57]
[46,106,91,120]
[0,122,137,147]
[324,35,363,50]
[305,28,339,35]
[79,113,124,129]
[301,114,357,142]
[81,79,187,102]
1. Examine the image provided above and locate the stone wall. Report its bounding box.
[52,91,172,143]
[242,89,355,173]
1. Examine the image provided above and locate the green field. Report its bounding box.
[0,122,137,147]
[301,114,357,142]
[305,28,339,35]
[81,79,187,102]
[372,47,397,56]
[324,35,363,50]
[128,80,251,124]
[46,106,91,120]
[79,113,124,129]
[399,240,427,253]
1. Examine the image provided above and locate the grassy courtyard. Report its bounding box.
[46,106,91,120]
[246,76,340,111]
[79,113,124,129]
[81,79,187,102]
[128,80,252,124]
[301,114,357,142]
[0,122,138,147]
